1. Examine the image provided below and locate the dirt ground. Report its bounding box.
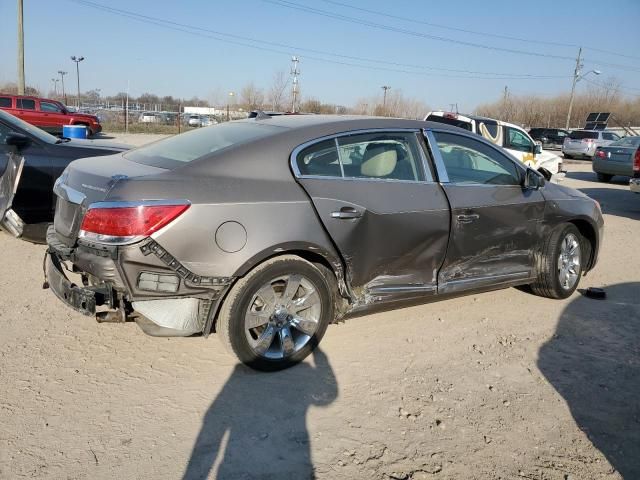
[1,152,638,479]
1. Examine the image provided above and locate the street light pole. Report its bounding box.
[50,78,59,96]
[565,53,601,130]
[70,56,84,108]
[58,71,67,104]
[17,0,25,95]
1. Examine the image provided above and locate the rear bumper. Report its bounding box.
[631,178,640,193]
[563,145,595,157]
[45,250,112,316]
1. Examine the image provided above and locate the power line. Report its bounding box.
[68,0,570,80]
[318,0,640,62]
[263,0,640,73]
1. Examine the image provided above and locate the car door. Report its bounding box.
[39,100,68,132]
[0,125,26,237]
[293,130,450,303]
[425,129,545,294]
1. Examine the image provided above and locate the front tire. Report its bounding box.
[216,255,334,371]
[531,224,584,299]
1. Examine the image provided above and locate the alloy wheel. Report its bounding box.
[557,233,581,290]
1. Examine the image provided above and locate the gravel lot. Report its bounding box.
[0,146,638,479]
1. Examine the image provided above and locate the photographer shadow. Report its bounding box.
[538,283,640,478]
[182,349,337,480]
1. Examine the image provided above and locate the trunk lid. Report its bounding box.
[53,153,168,246]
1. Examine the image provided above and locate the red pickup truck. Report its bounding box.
[0,94,102,137]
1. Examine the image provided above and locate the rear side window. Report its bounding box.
[602,132,620,141]
[16,98,35,110]
[295,132,427,182]
[0,97,11,108]
[569,131,598,140]
[296,139,341,177]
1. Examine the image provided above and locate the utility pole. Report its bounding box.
[381,85,391,115]
[17,0,25,94]
[71,56,84,108]
[291,56,300,113]
[565,47,582,130]
[58,71,68,104]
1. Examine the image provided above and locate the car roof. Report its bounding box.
[0,93,60,103]
[234,114,458,132]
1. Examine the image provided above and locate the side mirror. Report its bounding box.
[523,168,545,189]
[6,132,31,151]
[534,143,542,155]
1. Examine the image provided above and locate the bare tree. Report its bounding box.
[239,82,265,111]
[267,71,289,111]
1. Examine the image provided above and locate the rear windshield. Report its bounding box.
[125,122,283,169]
[425,114,473,131]
[609,136,640,148]
[569,131,598,140]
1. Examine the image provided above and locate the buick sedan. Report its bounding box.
[36,116,603,370]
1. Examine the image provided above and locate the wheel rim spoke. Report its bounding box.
[290,315,318,336]
[558,233,581,290]
[281,274,302,303]
[292,289,320,314]
[254,324,277,355]
[279,326,295,357]
[245,309,271,329]
[256,284,277,310]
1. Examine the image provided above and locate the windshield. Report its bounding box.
[125,121,284,169]
[0,109,58,144]
[569,130,598,140]
[609,136,640,148]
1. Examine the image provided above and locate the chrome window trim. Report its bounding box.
[423,129,449,183]
[290,128,433,184]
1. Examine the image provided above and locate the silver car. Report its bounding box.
[563,130,621,159]
[592,136,640,182]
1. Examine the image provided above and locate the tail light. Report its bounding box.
[582,138,595,143]
[79,202,190,244]
[634,148,640,173]
[596,150,606,159]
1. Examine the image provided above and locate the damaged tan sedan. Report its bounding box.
[35,115,603,370]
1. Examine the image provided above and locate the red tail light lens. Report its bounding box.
[596,150,606,159]
[80,203,189,239]
[634,148,640,172]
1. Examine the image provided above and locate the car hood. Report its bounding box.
[61,138,131,152]
[542,180,591,201]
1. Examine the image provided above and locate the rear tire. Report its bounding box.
[563,153,572,159]
[530,224,584,299]
[596,173,613,182]
[216,255,334,371]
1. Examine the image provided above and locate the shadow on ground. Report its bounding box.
[538,283,640,479]
[566,170,631,186]
[578,187,640,221]
[182,349,337,480]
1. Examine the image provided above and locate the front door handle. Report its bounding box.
[331,207,362,219]
[457,213,479,223]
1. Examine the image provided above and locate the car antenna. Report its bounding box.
[254,110,272,120]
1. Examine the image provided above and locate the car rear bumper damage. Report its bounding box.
[44,225,233,337]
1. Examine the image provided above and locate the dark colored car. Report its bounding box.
[529,128,570,149]
[42,116,603,370]
[0,94,102,137]
[0,109,129,243]
[592,136,640,182]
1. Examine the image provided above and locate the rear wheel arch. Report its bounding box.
[207,248,348,336]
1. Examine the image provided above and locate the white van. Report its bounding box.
[424,111,563,176]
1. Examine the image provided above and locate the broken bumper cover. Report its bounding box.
[45,251,111,316]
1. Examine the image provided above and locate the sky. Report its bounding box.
[1,0,639,112]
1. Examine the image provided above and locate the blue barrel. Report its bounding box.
[62,124,87,139]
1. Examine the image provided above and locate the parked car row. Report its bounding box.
[562,129,621,160]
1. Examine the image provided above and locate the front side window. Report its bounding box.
[0,97,12,108]
[505,127,534,153]
[17,98,35,110]
[610,136,640,148]
[433,132,521,186]
[40,101,64,113]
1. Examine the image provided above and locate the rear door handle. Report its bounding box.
[331,207,362,219]
[457,213,479,223]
